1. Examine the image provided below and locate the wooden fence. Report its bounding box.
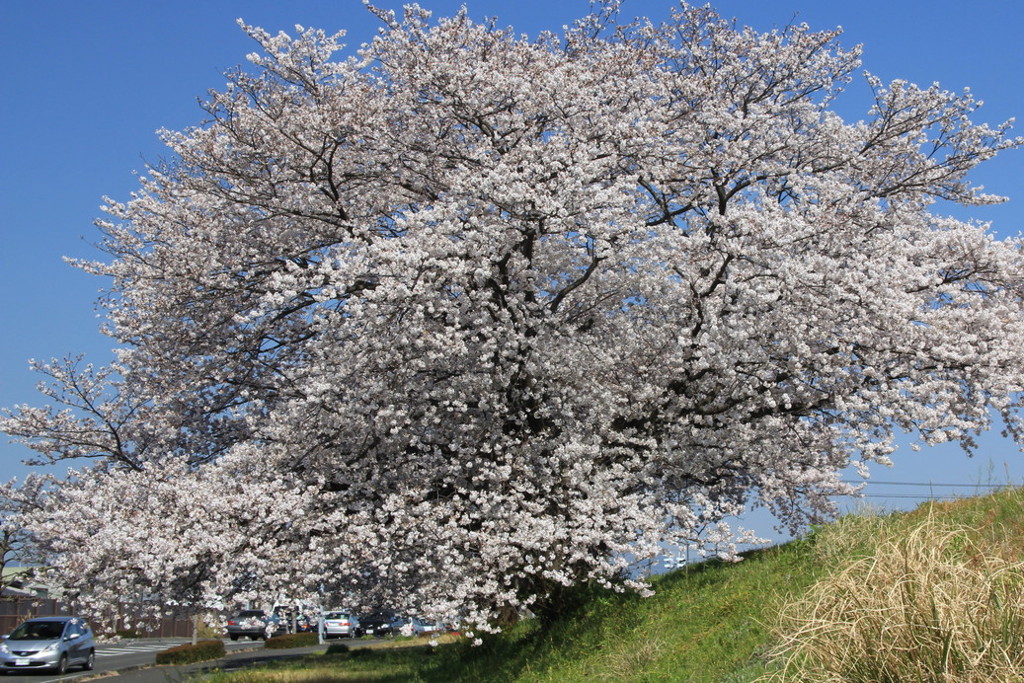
[0,598,193,638]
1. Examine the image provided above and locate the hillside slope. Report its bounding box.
[208,487,1024,682]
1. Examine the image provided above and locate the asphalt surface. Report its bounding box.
[98,642,331,683]
[1,640,337,683]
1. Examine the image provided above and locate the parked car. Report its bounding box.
[225,609,270,641]
[289,612,315,633]
[359,610,404,637]
[412,617,446,635]
[269,606,299,635]
[0,616,95,674]
[396,616,447,637]
[270,605,317,634]
[266,612,288,637]
[322,611,361,638]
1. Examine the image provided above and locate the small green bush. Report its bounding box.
[264,632,320,649]
[325,642,350,655]
[154,639,226,665]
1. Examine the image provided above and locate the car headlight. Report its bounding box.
[39,642,59,654]
[0,643,9,654]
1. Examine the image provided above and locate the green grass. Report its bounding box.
[198,487,1024,682]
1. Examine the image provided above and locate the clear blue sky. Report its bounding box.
[1,1,1023,540]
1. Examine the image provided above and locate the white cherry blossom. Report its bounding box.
[3,3,1023,631]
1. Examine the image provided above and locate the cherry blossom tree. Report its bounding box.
[0,476,48,596]
[4,2,1024,630]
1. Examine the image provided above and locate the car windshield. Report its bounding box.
[237,611,264,618]
[9,621,65,641]
[324,613,348,619]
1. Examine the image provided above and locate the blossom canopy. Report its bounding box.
[3,2,1023,629]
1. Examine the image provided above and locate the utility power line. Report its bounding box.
[857,493,968,499]
[832,480,1016,500]
[839,483,1007,489]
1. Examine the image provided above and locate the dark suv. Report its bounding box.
[360,610,402,637]
[225,610,269,640]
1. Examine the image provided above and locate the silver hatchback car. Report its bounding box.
[0,616,96,674]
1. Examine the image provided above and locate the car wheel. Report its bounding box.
[83,650,95,671]
[229,634,239,641]
[249,634,260,641]
[56,655,68,675]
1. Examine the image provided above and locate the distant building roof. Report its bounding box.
[1,584,36,598]
[1,566,49,598]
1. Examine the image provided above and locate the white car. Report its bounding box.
[399,616,446,636]
[322,611,361,638]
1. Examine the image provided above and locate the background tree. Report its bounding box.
[3,2,1023,630]
[0,476,49,597]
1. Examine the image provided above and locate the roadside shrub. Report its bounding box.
[763,517,1024,682]
[155,639,226,665]
[325,642,350,655]
[265,632,320,649]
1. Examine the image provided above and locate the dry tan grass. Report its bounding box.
[761,515,1024,682]
[802,507,895,570]
[599,633,666,681]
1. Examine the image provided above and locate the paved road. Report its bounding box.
[0,637,291,683]
[110,643,335,683]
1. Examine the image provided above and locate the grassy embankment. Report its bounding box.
[200,486,1024,682]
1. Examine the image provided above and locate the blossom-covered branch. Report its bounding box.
[5,2,1023,631]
